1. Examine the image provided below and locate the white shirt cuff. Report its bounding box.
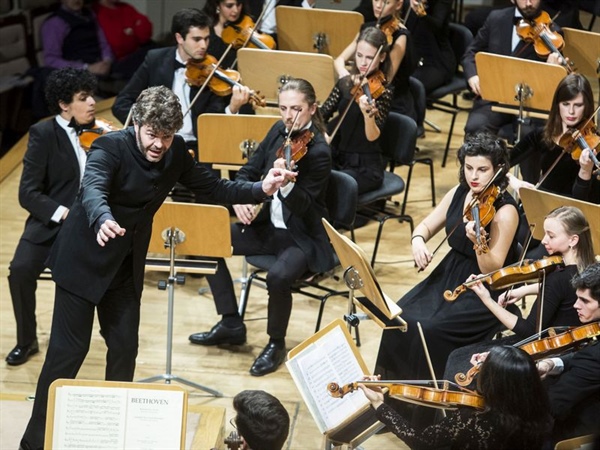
[279,182,294,197]
[52,205,68,223]
[302,0,314,8]
[225,105,237,115]
[548,357,564,375]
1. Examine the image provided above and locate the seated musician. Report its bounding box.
[461,0,564,147]
[247,0,316,41]
[112,8,251,159]
[334,0,417,122]
[188,78,333,377]
[442,206,594,384]
[507,73,599,202]
[360,346,552,448]
[321,26,393,194]
[537,262,600,442]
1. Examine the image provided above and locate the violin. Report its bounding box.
[78,118,120,151]
[185,56,266,107]
[456,322,600,386]
[558,121,600,179]
[276,129,313,170]
[379,16,401,46]
[443,255,564,302]
[328,380,484,410]
[350,70,387,118]
[221,15,276,50]
[464,185,499,255]
[516,11,572,72]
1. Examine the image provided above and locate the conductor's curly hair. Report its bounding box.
[131,86,184,135]
[44,68,97,115]
[457,132,510,190]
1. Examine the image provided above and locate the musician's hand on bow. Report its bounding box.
[357,375,384,410]
[498,288,523,307]
[506,172,535,195]
[229,85,251,114]
[96,219,126,247]
[412,236,432,271]
[261,167,297,195]
[233,204,257,225]
[469,351,489,367]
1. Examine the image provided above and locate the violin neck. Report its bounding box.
[212,67,240,89]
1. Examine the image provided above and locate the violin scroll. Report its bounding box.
[327,382,358,398]
[443,286,466,302]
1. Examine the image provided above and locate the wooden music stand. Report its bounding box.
[141,202,232,395]
[45,379,187,449]
[562,28,600,80]
[519,188,600,255]
[276,6,363,57]
[322,219,407,331]
[197,113,279,176]
[237,48,336,104]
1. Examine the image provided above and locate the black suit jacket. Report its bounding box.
[47,128,264,304]
[462,7,545,80]
[18,118,81,244]
[548,337,600,441]
[111,47,226,137]
[236,121,335,273]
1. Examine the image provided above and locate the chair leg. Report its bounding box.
[371,214,414,267]
[401,163,415,216]
[238,271,260,319]
[443,110,458,168]
[415,157,436,207]
[424,118,442,133]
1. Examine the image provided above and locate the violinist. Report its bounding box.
[189,79,334,377]
[360,346,551,449]
[334,0,417,121]
[203,0,250,69]
[537,262,600,442]
[375,133,520,428]
[442,206,594,387]
[5,68,97,367]
[321,27,393,194]
[508,74,599,203]
[462,0,564,138]
[112,8,251,159]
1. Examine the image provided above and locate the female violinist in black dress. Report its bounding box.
[375,132,520,426]
[321,27,393,194]
[335,0,416,120]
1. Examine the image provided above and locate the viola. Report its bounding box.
[79,118,120,151]
[185,56,266,107]
[328,380,484,410]
[558,121,600,178]
[350,70,387,118]
[464,185,499,255]
[456,322,600,386]
[516,11,572,72]
[276,129,313,170]
[221,15,276,50]
[443,255,564,302]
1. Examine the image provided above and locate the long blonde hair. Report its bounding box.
[546,206,594,272]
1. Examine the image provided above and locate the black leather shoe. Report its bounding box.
[5,340,39,366]
[189,321,246,346]
[250,342,286,376]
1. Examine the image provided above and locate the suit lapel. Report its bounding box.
[53,121,81,180]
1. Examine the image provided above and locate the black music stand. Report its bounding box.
[139,202,233,396]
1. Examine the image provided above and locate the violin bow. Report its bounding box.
[417,322,447,418]
[422,168,504,272]
[536,269,549,336]
[183,47,234,119]
[283,109,302,170]
[328,44,385,143]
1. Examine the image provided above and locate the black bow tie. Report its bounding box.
[174,60,186,70]
[68,117,95,135]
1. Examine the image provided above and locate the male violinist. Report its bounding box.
[188,78,334,377]
[19,85,293,450]
[112,8,251,159]
[6,68,97,367]
[536,261,600,442]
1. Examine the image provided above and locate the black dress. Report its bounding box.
[320,76,393,194]
[375,184,520,381]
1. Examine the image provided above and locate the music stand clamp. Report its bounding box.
[342,266,365,329]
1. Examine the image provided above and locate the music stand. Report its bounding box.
[322,219,407,331]
[197,113,279,176]
[237,48,336,104]
[520,188,600,255]
[476,52,567,142]
[562,28,600,80]
[140,202,233,395]
[276,6,363,57]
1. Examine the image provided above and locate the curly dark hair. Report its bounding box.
[171,8,211,38]
[478,346,552,449]
[233,390,290,450]
[131,86,183,135]
[457,132,510,190]
[571,261,600,302]
[44,68,97,115]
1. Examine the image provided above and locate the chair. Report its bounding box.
[383,111,436,215]
[579,0,599,31]
[237,170,359,335]
[352,114,415,267]
[426,22,473,167]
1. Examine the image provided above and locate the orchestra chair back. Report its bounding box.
[237,170,359,336]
